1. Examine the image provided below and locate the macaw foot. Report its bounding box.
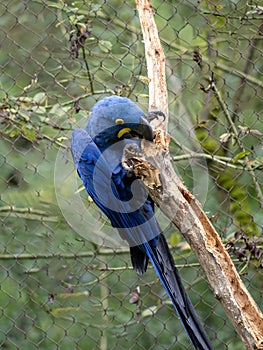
[144,110,166,122]
[122,143,141,177]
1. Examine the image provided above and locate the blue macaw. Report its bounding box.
[71,95,213,350]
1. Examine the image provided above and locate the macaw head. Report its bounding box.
[86,96,154,148]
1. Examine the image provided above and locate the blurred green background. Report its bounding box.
[0,0,262,349]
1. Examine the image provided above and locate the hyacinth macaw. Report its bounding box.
[71,95,213,350]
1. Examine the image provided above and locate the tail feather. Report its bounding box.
[130,246,149,274]
[143,234,214,350]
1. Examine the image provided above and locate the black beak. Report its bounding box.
[131,116,154,141]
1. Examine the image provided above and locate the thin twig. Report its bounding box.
[81,45,94,94]
[0,206,59,222]
[0,249,129,260]
[173,153,245,170]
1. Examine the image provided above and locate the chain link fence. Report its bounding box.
[0,0,262,349]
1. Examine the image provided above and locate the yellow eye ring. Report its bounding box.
[115,118,125,124]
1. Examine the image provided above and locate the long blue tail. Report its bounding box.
[132,234,214,350]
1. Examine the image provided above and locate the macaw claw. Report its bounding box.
[122,143,141,177]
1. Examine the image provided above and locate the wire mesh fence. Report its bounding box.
[0,0,262,349]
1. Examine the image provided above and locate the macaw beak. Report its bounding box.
[131,116,154,141]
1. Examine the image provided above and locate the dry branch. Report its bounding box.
[135,0,263,349]
[136,0,168,122]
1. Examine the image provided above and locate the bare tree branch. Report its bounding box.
[135,1,263,349]
[136,0,168,124]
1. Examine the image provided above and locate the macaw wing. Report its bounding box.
[71,128,119,214]
[71,128,160,248]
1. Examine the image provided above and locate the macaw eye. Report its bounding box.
[115,118,125,124]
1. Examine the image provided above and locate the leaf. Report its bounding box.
[219,132,231,143]
[9,128,20,138]
[238,125,249,134]
[91,3,102,12]
[239,124,262,136]
[42,1,65,10]
[233,151,250,163]
[31,105,46,114]
[129,286,140,304]
[33,92,46,105]
[246,6,263,16]
[138,75,151,84]
[197,120,209,128]
[250,129,262,136]
[22,125,36,141]
[141,306,158,318]
[208,13,226,29]
[98,40,112,53]
[18,109,30,121]
[49,103,71,118]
